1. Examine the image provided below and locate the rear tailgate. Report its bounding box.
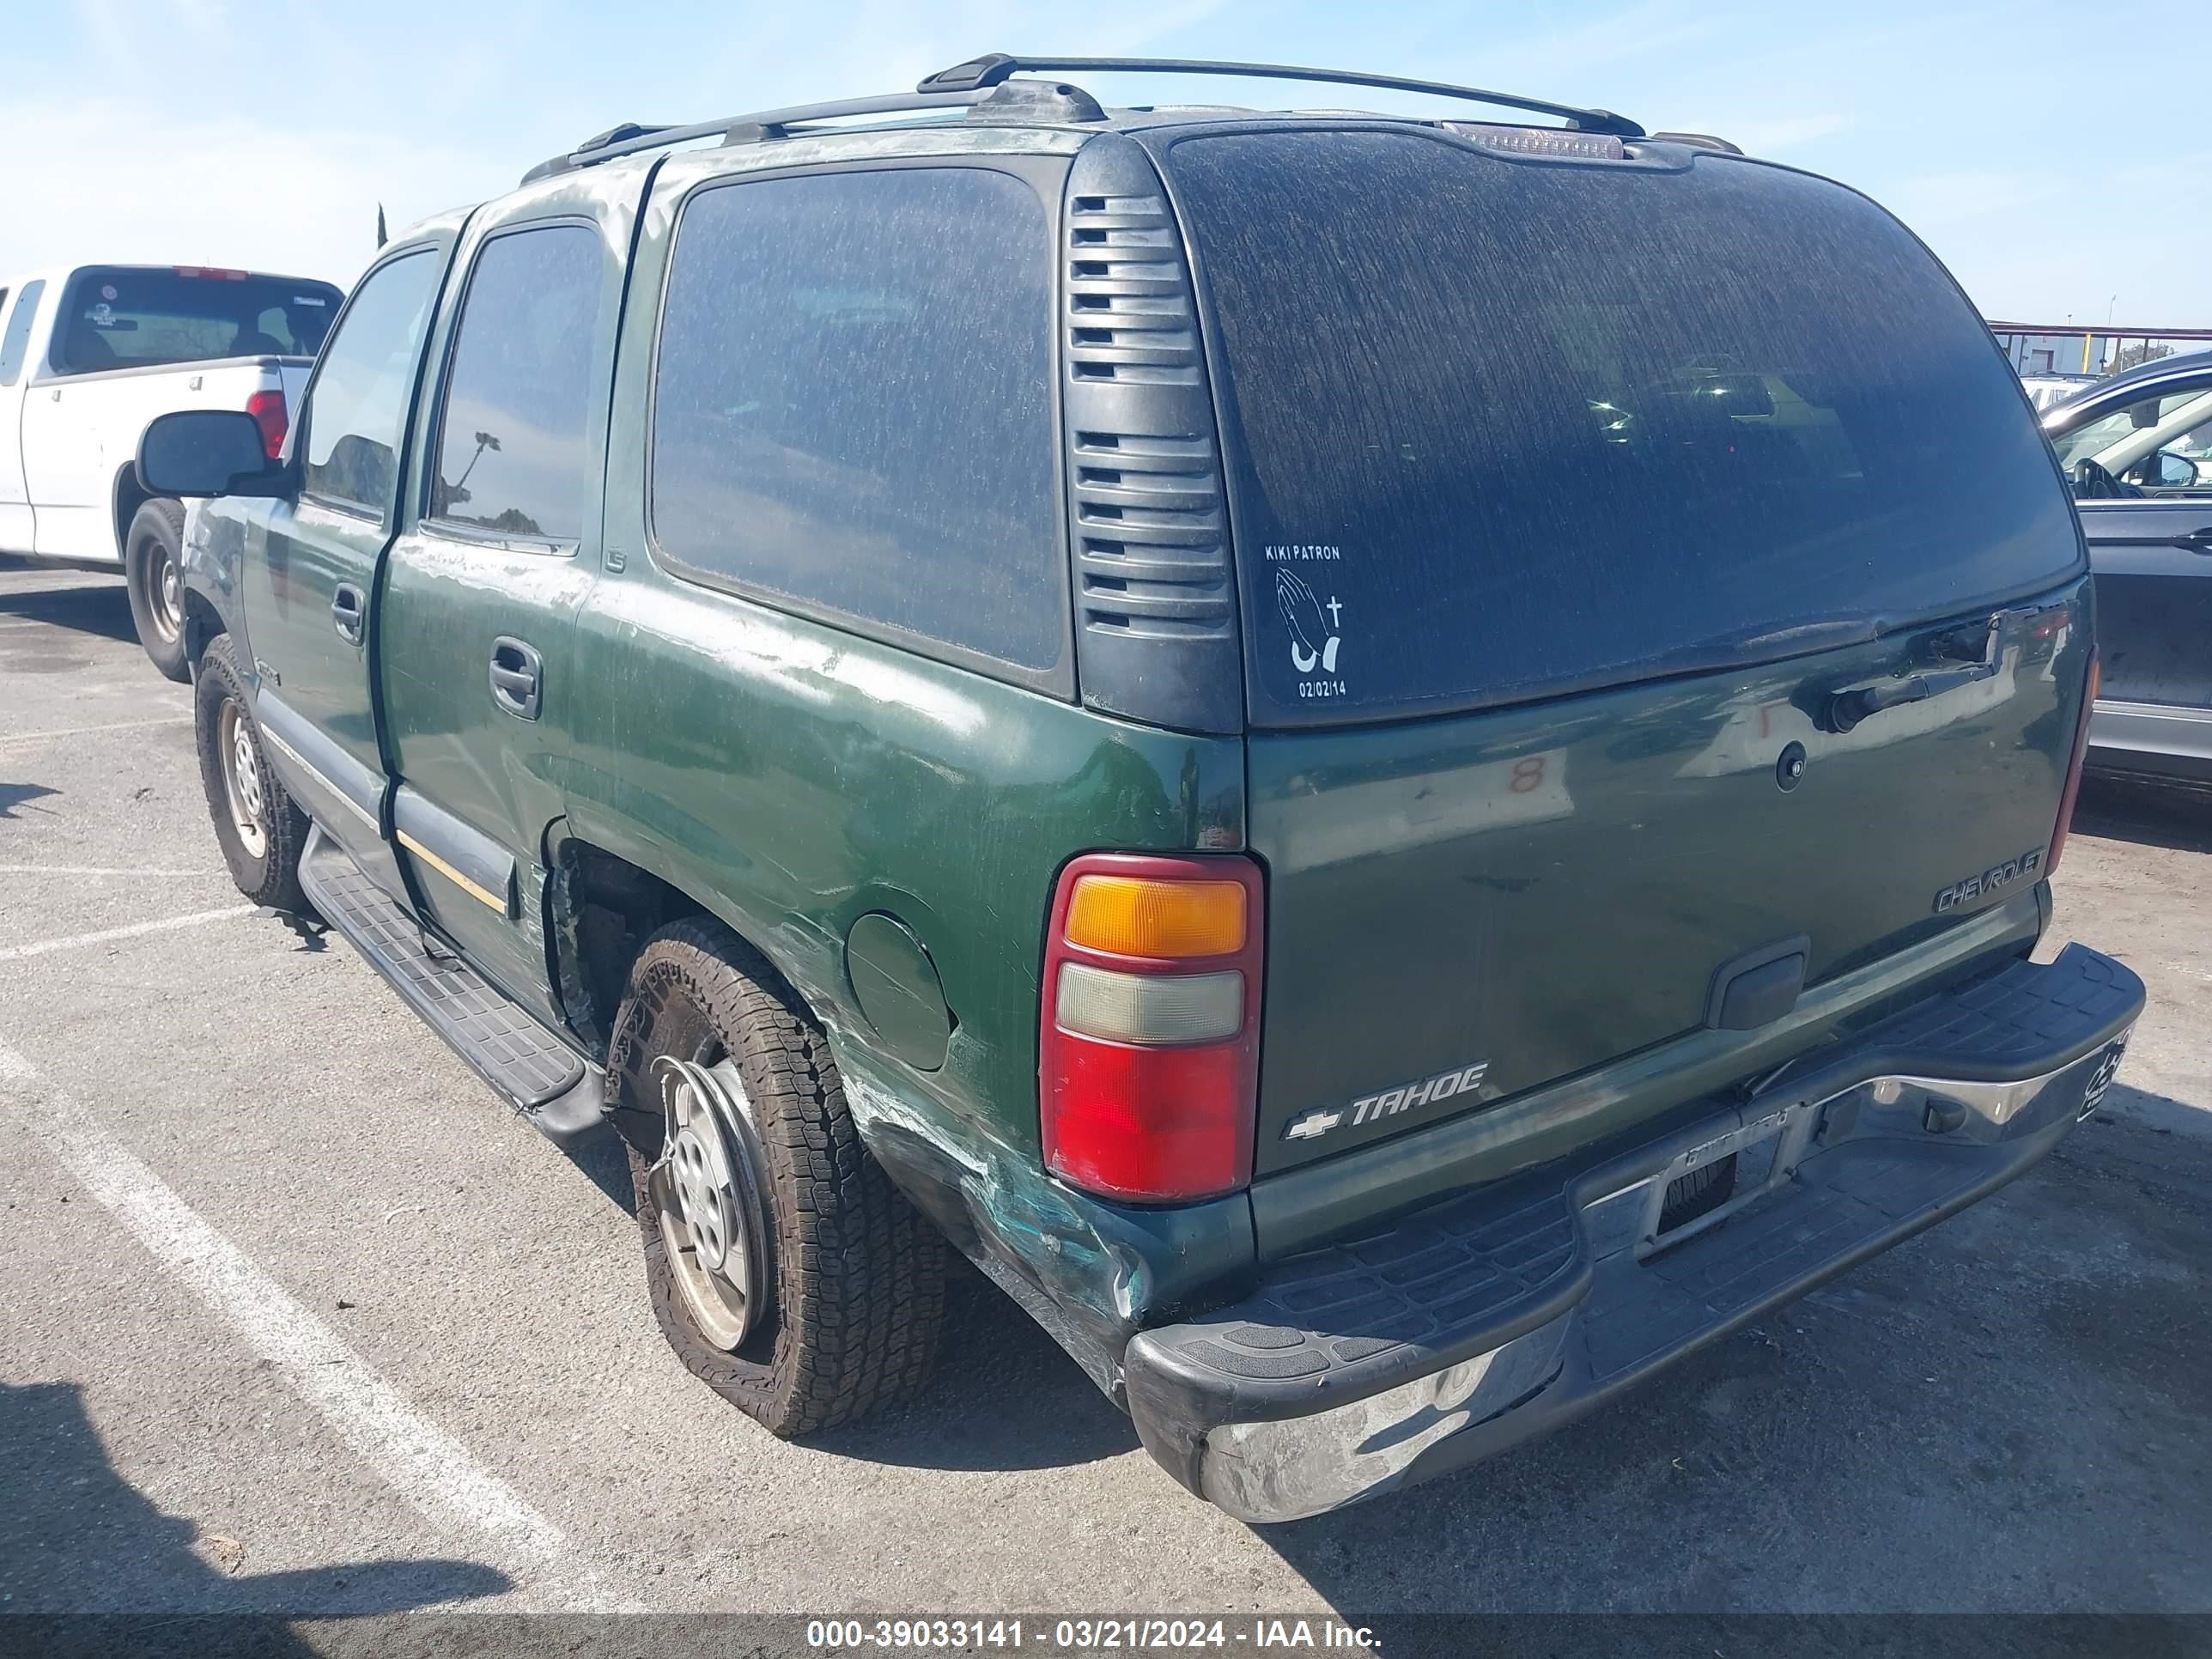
[1245,599,2085,1170]
[1148,125,2091,1174]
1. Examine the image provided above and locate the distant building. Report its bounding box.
[1987,321,2212,377]
[1996,331,2112,375]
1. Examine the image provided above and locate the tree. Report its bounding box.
[2106,343,2173,377]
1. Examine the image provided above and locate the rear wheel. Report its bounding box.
[608,917,946,1436]
[125,497,190,683]
[194,635,310,912]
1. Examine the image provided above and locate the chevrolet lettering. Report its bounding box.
[1934,848,2045,913]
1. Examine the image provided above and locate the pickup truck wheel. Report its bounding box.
[609,919,946,1437]
[194,635,310,913]
[125,498,190,683]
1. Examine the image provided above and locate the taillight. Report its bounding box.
[245,389,288,460]
[1040,853,1264,1203]
[2047,649,2099,878]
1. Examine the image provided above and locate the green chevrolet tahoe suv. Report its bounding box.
[143,53,2145,1522]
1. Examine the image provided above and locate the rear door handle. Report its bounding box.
[489,636,543,720]
[2174,526,2212,553]
[331,582,365,646]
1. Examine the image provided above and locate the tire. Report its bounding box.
[125,497,190,683]
[608,917,946,1436]
[1658,1152,1737,1232]
[194,635,311,913]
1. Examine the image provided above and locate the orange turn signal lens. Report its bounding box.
[1064,874,1248,960]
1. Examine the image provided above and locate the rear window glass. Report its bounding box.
[55,267,341,375]
[650,167,1062,673]
[1160,131,2082,722]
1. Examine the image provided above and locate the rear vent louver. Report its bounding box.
[1061,135,1243,733]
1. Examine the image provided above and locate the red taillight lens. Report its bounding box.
[245,389,288,460]
[1047,1039,1249,1200]
[1039,853,1264,1203]
[2047,649,2099,878]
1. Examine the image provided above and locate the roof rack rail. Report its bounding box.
[918,52,1644,137]
[520,89,985,185]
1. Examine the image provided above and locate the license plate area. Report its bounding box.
[1635,1098,1821,1261]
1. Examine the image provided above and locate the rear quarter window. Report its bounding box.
[649,166,1065,677]
[1158,130,2083,723]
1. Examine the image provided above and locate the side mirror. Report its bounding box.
[137,410,291,499]
[2152,449,2203,489]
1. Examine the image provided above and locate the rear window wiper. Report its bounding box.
[1823,666,1993,732]
[1822,609,2016,733]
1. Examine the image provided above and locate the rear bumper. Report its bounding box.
[2089,698,2212,785]
[1121,943,2144,1524]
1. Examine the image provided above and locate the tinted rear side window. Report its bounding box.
[1160,131,2082,723]
[652,167,1062,673]
[428,224,604,543]
[54,267,341,374]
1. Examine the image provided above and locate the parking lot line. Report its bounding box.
[0,907,255,964]
[0,1037,635,1613]
[0,716,193,746]
[0,865,210,878]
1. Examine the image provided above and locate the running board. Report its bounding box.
[299,825,607,1144]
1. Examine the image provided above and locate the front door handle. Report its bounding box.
[331,583,365,646]
[2173,526,2212,554]
[489,635,543,720]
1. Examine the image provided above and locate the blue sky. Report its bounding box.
[1,0,2199,326]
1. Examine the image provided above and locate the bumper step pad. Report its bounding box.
[299,827,603,1141]
[1123,943,2145,1520]
[1584,1138,1986,1381]
[1138,1169,1587,1407]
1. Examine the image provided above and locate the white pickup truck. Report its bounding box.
[0,264,343,678]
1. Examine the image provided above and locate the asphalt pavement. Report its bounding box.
[2,557,2208,1631]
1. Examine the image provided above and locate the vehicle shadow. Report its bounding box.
[2074,773,2212,854]
[564,1124,641,1216]
[556,1132,1130,1469]
[0,781,62,821]
[811,1261,1140,1472]
[0,568,137,647]
[0,1380,512,1624]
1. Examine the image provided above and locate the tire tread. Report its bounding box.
[611,917,945,1436]
[194,634,310,913]
[125,497,190,683]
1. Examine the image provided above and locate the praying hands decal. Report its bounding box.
[1275,568,1342,676]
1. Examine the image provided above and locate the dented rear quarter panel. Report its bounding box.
[553,560,1254,1369]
